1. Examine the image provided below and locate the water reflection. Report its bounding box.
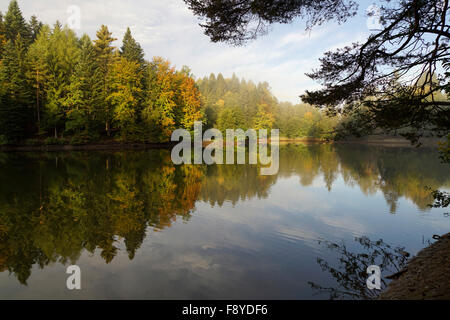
[309,237,409,300]
[0,144,448,290]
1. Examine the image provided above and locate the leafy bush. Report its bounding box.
[44,137,63,145]
[0,135,8,146]
[24,139,41,146]
[70,135,90,146]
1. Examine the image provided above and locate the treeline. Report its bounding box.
[0,0,203,145]
[197,73,338,139]
[0,0,338,146]
[331,73,449,141]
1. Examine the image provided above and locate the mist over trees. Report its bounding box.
[197,73,338,139]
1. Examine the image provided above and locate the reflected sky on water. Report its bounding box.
[0,144,449,299]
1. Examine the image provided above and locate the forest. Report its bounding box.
[0,1,338,147]
[197,73,337,139]
[0,1,205,145]
[0,0,448,302]
[0,0,448,148]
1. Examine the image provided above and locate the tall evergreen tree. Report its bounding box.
[120,27,144,65]
[0,2,215,144]
[0,34,33,142]
[0,12,7,58]
[27,24,50,131]
[94,25,117,136]
[29,15,42,42]
[3,0,31,45]
[43,24,80,138]
[65,34,102,137]
[120,27,146,115]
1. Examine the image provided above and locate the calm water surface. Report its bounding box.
[0,144,449,299]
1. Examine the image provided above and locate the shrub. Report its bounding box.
[70,135,89,146]
[24,139,41,146]
[0,135,8,146]
[44,137,63,145]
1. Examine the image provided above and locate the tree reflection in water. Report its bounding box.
[0,144,447,285]
[309,237,409,300]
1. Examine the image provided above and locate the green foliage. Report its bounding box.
[0,33,33,142]
[184,0,449,144]
[198,73,338,138]
[0,0,340,145]
[44,136,64,145]
[107,56,143,140]
[24,138,40,146]
[0,134,8,145]
[94,25,117,136]
[28,15,42,42]
[69,134,90,146]
[120,27,145,65]
[0,12,7,58]
[0,1,204,144]
[198,73,275,131]
[3,0,30,45]
[65,34,101,136]
[142,57,203,142]
[217,106,245,132]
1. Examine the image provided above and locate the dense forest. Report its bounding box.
[0,1,338,146]
[0,0,447,148]
[0,0,203,145]
[197,73,338,139]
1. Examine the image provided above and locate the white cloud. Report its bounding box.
[278,28,327,47]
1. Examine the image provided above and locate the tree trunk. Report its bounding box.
[36,70,40,131]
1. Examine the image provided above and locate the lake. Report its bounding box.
[0,143,449,299]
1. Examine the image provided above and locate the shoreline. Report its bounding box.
[0,141,178,152]
[380,233,450,300]
[0,136,440,152]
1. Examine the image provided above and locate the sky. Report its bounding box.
[1,0,381,103]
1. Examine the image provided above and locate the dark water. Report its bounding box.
[0,144,449,299]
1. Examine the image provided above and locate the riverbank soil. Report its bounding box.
[380,233,450,300]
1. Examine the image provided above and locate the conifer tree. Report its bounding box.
[0,12,7,58]
[27,24,50,131]
[29,15,42,42]
[43,24,80,138]
[65,34,102,137]
[3,0,31,45]
[94,25,117,136]
[0,34,33,141]
[120,27,144,65]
